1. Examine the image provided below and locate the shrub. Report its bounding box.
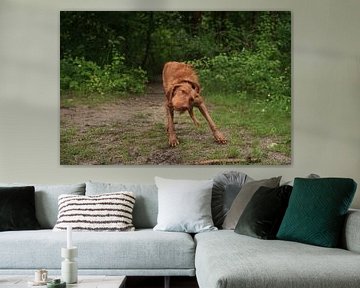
[60,53,147,95]
[189,49,290,112]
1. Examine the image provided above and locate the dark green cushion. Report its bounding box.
[276,178,357,247]
[0,186,41,231]
[235,185,292,239]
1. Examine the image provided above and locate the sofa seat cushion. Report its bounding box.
[0,229,195,271]
[195,230,360,288]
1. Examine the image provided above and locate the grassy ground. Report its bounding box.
[60,85,291,165]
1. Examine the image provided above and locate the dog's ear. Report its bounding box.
[166,84,181,100]
[189,81,200,94]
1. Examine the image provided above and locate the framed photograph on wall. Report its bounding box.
[60,11,291,165]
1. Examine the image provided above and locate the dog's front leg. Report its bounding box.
[198,103,227,144]
[188,108,200,127]
[166,104,179,147]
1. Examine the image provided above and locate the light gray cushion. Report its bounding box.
[0,229,195,272]
[85,181,158,229]
[154,177,217,233]
[0,183,85,228]
[222,177,281,229]
[195,230,360,288]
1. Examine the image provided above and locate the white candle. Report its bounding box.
[67,225,72,249]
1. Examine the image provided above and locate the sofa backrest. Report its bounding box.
[86,181,158,229]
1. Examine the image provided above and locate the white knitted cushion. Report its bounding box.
[53,192,135,231]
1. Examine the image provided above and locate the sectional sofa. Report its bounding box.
[0,173,359,288]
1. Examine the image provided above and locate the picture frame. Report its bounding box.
[60,11,291,165]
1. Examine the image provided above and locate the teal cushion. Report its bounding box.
[277,178,357,247]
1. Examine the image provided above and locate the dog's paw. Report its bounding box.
[214,130,227,144]
[168,135,179,147]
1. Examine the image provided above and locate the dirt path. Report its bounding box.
[61,82,165,132]
[60,82,291,165]
[61,81,195,164]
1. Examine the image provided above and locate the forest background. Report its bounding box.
[60,11,291,165]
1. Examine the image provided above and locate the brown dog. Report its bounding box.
[162,61,227,147]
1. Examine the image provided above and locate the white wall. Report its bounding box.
[0,0,359,208]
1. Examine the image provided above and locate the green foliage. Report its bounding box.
[61,11,291,79]
[189,50,290,112]
[60,11,291,111]
[60,53,147,95]
[188,12,291,113]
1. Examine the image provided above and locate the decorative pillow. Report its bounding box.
[0,182,86,228]
[153,177,217,233]
[277,178,357,247]
[53,192,136,232]
[212,171,251,228]
[0,186,41,231]
[235,185,293,239]
[222,176,281,230]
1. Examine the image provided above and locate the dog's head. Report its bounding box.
[168,82,200,112]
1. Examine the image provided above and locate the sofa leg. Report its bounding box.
[164,276,170,288]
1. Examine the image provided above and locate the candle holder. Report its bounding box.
[61,247,78,284]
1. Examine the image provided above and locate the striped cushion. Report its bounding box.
[53,192,136,232]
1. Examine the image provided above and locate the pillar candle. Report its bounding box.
[67,225,72,249]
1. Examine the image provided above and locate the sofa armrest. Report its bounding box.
[342,209,360,253]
